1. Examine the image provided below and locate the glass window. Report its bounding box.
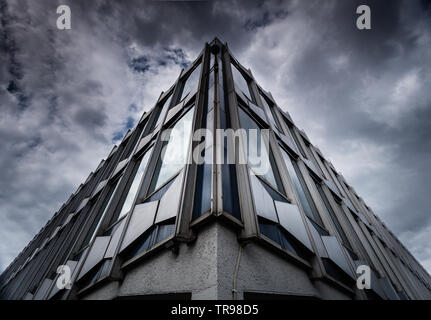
[231,64,252,101]
[87,178,122,243]
[238,107,284,193]
[219,62,240,219]
[148,107,195,194]
[314,180,351,247]
[258,218,308,260]
[124,221,175,261]
[193,72,214,220]
[305,144,324,176]
[117,146,153,219]
[259,92,281,130]
[154,93,173,128]
[288,125,307,158]
[280,148,323,226]
[180,64,201,102]
[80,258,111,288]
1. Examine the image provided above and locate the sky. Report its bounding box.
[0,0,430,275]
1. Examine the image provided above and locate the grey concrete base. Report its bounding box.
[80,222,349,300]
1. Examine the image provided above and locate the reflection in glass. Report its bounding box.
[287,125,307,158]
[238,107,283,193]
[259,92,280,130]
[193,72,214,220]
[231,64,252,101]
[280,148,323,226]
[124,222,175,261]
[180,64,201,102]
[87,178,122,244]
[258,218,307,259]
[118,146,153,219]
[218,64,241,219]
[314,180,351,247]
[154,93,173,128]
[148,107,195,194]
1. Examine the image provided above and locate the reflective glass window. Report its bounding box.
[280,148,323,226]
[124,221,175,261]
[193,72,214,219]
[238,107,283,193]
[86,178,122,243]
[288,125,307,158]
[259,92,281,130]
[231,64,252,101]
[155,93,173,127]
[219,63,240,219]
[180,64,201,102]
[117,146,153,219]
[314,179,351,247]
[148,107,195,194]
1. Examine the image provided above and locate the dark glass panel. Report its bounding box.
[231,64,252,101]
[180,64,201,102]
[280,148,323,226]
[219,60,241,220]
[155,223,175,244]
[314,180,351,248]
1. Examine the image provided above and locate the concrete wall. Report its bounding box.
[81,222,349,300]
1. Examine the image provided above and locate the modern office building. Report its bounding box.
[1,38,430,300]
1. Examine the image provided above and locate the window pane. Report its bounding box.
[180,64,201,102]
[288,125,307,158]
[231,64,252,100]
[193,72,214,220]
[154,93,172,128]
[148,107,195,194]
[155,223,175,243]
[219,62,240,219]
[87,178,122,243]
[238,107,283,193]
[315,180,351,247]
[118,146,153,219]
[280,148,323,225]
[259,93,280,130]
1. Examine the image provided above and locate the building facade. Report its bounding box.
[1,38,430,300]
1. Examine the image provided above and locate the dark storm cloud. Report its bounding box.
[0,0,430,274]
[237,0,431,270]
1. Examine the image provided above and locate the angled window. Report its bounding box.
[259,92,281,131]
[303,142,325,177]
[180,64,201,102]
[149,92,173,133]
[148,106,195,195]
[193,72,214,219]
[287,125,307,158]
[117,146,153,219]
[238,107,284,194]
[154,92,173,128]
[313,178,352,248]
[124,219,176,262]
[280,147,323,226]
[231,63,252,101]
[218,63,240,219]
[85,177,122,245]
[258,217,309,261]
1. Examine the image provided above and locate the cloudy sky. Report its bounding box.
[1,0,430,275]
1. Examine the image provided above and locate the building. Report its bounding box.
[1,38,430,300]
